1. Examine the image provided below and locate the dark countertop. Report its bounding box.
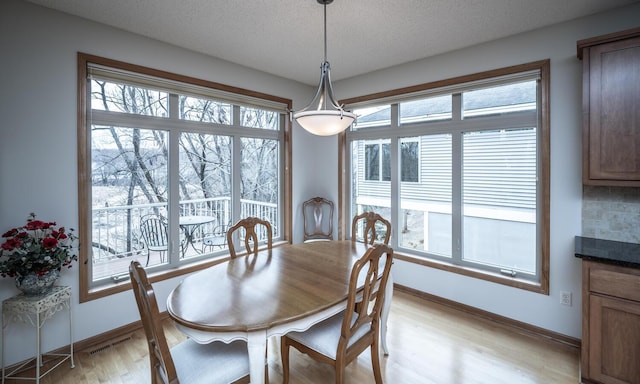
[575,236,640,269]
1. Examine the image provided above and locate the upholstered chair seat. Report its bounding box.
[168,339,249,384]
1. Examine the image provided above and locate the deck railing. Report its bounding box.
[91,197,276,264]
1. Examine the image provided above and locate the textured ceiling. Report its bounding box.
[22,0,640,85]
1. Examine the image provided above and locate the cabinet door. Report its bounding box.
[587,37,640,183]
[589,294,640,384]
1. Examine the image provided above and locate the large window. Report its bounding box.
[77,53,291,301]
[342,61,549,293]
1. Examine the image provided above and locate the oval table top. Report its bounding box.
[166,240,372,333]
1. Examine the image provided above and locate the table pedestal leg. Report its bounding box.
[247,331,267,384]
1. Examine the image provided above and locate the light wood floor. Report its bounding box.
[4,289,580,383]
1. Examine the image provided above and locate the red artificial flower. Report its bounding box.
[1,238,21,250]
[51,230,68,240]
[1,214,78,277]
[42,237,59,249]
[24,220,47,230]
[2,228,18,238]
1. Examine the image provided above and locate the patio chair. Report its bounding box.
[139,214,169,265]
[202,221,230,253]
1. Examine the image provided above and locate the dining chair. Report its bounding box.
[226,217,273,258]
[280,244,394,384]
[128,261,251,384]
[139,214,169,265]
[351,212,392,245]
[302,196,334,242]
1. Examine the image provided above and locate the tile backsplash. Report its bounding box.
[582,186,640,243]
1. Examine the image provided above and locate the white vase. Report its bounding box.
[15,269,60,295]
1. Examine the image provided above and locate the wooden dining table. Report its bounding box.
[166,240,393,384]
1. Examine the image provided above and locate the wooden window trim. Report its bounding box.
[338,60,550,294]
[77,52,292,302]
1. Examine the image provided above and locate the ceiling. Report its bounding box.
[23,0,639,85]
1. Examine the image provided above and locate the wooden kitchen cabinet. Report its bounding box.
[581,260,640,384]
[578,27,640,186]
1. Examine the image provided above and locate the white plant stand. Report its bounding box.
[2,286,74,384]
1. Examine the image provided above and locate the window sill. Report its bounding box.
[393,251,548,295]
[80,240,290,303]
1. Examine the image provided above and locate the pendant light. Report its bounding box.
[294,0,356,136]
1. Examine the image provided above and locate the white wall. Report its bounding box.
[2,0,640,367]
[333,3,640,339]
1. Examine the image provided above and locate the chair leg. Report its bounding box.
[280,337,290,384]
[371,340,383,384]
[335,364,345,384]
[151,361,160,384]
[264,344,269,383]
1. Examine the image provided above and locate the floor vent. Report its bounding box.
[89,344,111,355]
[89,335,132,355]
[111,336,132,347]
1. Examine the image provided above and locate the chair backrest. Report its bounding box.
[226,217,273,258]
[140,214,169,249]
[340,244,393,351]
[302,197,334,241]
[129,261,177,384]
[351,212,391,245]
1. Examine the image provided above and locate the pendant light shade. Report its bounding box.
[294,0,356,136]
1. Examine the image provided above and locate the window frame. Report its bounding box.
[77,53,292,302]
[338,60,550,294]
[399,138,420,183]
[364,139,420,183]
